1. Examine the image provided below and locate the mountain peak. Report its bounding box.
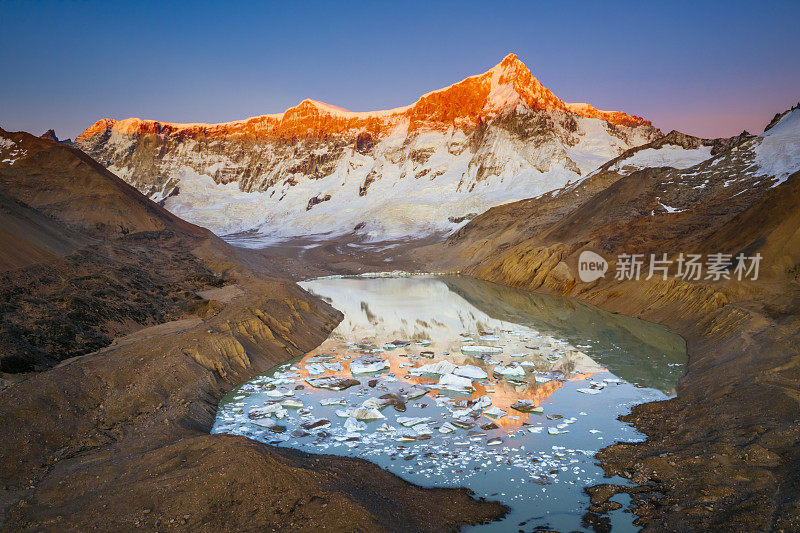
[77,54,652,142]
[494,53,526,72]
[295,98,351,114]
[40,129,59,142]
[480,53,565,113]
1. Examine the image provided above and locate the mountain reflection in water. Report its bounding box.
[213,274,686,532]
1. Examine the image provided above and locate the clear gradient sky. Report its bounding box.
[1,0,798,140]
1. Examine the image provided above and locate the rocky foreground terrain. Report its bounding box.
[413,106,800,531]
[0,130,506,531]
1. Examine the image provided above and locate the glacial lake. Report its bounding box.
[212,274,687,531]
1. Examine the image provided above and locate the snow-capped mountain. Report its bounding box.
[77,54,661,245]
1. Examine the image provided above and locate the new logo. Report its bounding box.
[578,251,608,283]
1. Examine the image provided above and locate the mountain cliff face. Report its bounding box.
[77,54,660,244]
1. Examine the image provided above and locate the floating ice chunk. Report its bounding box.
[281,399,303,409]
[403,385,429,399]
[249,404,288,419]
[529,427,544,434]
[344,417,366,432]
[414,424,433,436]
[389,339,411,347]
[483,406,507,418]
[494,363,525,378]
[300,418,330,430]
[453,365,488,380]
[589,429,601,434]
[252,417,286,432]
[461,345,503,355]
[320,397,347,406]
[510,401,543,414]
[352,408,386,420]
[307,377,360,390]
[350,354,390,374]
[397,416,431,427]
[509,353,527,358]
[577,388,602,395]
[487,437,503,446]
[397,434,431,442]
[336,407,385,420]
[473,395,492,410]
[451,418,476,430]
[439,422,458,434]
[548,428,561,435]
[304,363,326,375]
[323,362,344,372]
[479,334,499,342]
[410,360,458,376]
[360,397,388,410]
[437,373,474,391]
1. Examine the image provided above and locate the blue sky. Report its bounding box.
[1,0,798,139]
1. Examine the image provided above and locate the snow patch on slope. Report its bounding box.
[612,145,713,174]
[564,118,640,172]
[754,108,800,186]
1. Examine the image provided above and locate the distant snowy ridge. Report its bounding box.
[77,54,660,245]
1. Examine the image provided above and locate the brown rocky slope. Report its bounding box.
[0,130,506,531]
[416,119,800,530]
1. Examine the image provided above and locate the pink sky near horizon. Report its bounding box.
[1,1,798,140]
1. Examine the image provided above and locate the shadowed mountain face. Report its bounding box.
[0,127,209,238]
[0,189,88,271]
[0,129,225,372]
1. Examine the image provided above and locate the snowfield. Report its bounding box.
[611,145,713,174]
[151,113,653,245]
[753,108,800,186]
